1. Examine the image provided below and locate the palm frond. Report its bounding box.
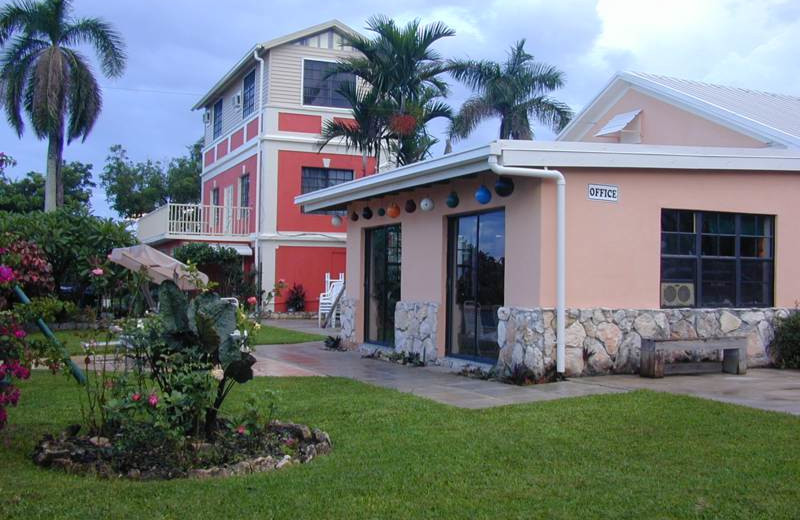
[62,48,100,142]
[448,59,500,92]
[61,17,126,77]
[0,0,36,45]
[519,95,573,132]
[449,96,495,140]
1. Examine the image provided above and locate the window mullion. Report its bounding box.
[695,211,702,308]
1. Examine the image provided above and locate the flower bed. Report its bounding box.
[33,420,331,480]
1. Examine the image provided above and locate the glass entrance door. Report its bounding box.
[447,210,505,361]
[364,225,402,346]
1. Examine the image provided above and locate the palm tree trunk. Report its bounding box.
[45,129,64,212]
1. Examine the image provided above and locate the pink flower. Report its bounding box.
[284,437,297,447]
[7,388,20,406]
[247,296,258,306]
[131,393,141,402]
[148,393,159,408]
[236,425,246,435]
[91,267,104,277]
[13,328,26,339]
[0,265,14,283]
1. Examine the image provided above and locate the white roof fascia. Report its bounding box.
[296,140,800,212]
[594,109,641,137]
[192,20,358,110]
[556,73,626,141]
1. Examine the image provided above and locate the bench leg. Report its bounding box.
[640,340,665,378]
[722,347,747,375]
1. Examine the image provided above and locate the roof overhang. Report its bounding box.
[295,140,800,212]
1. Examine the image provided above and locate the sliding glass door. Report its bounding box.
[364,225,402,346]
[447,210,505,362]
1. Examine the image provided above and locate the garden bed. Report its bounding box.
[33,420,331,480]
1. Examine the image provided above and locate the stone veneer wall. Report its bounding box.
[394,301,439,362]
[497,307,792,378]
[339,296,358,348]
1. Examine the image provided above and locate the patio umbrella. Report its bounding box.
[109,244,209,291]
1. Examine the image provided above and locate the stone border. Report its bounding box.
[498,306,792,377]
[340,296,358,348]
[394,301,439,363]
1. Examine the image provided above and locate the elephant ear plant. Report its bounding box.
[125,281,256,439]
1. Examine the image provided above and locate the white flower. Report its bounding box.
[210,366,224,381]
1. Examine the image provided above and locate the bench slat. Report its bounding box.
[646,337,747,351]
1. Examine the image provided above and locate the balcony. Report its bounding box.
[136,203,253,244]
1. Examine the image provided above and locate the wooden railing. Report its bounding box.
[137,203,252,242]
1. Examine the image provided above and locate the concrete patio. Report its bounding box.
[252,340,800,415]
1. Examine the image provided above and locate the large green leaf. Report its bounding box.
[224,354,256,384]
[190,297,237,356]
[158,281,189,333]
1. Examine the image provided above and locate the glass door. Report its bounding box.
[447,210,505,361]
[364,225,402,346]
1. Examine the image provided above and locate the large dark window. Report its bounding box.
[242,70,256,117]
[212,99,223,139]
[302,60,354,108]
[661,209,774,307]
[301,167,353,215]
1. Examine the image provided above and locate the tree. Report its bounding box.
[448,39,572,141]
[100,141,202,219]
[0,160,95,212]
[320,16,455,168]
[0,0,125,211]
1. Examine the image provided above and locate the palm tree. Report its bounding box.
[319,82,393,174]
[391,87,453,166]
[449,39,572,142]
[0,0,125,211]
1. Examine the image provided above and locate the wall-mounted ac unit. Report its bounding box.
[203,111,212,125]
[232,92,242,108]
[660,282,695,307]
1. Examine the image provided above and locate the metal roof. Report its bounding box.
[594,109,641,136]
[558,71,800,148]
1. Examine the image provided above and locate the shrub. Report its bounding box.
[772,311,800,369]
[173,242,257,301]
[286,283,306,311]
[14,296,78,324]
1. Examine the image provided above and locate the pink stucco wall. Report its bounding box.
[584,89,766,148]
[344,167,800,353]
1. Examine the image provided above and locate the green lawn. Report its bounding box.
[250,325,325,345]
[1,373,798,519]
[27,329,117,356]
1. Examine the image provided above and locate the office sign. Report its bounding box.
[587,183,619,202]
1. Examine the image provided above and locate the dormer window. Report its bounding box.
[242,70,256,117]
[303,60,354,109]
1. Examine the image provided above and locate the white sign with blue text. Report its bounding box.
[587,183,619,202]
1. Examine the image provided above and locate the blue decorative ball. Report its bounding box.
[377,207,386,217]
[494,176,515,197]
[475,184,492,204]
[446,191,459,208]
[362,207,373,219]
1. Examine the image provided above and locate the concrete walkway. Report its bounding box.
[253,341,800,415]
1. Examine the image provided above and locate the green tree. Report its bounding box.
[100,141,201,219]
[320,16,455,168]
[0,0,125,211]
[0,160,95,212]
[448,39,572,141]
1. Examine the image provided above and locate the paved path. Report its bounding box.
[253,342,800,415]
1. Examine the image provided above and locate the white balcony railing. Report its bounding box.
[137,203,252,243]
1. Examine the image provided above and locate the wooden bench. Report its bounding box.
[640,337,747,378]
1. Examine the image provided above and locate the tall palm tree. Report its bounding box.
[391,87,453,166]
[0,0,125,211]
[449,39,572,142]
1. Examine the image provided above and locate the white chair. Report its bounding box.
[318,280,344,327]
[324,272,344,295]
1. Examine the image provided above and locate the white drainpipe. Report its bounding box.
[487,154,567,375]
[252,46,265,293]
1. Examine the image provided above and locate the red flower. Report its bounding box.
[247,296,258,306]
[237,425,246,435]
[131,393,141,402]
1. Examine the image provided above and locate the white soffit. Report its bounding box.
[594,109,641,136]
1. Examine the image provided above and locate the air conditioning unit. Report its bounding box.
[232,92,242,108]
[660,282,695,308]
[203,111,212,125]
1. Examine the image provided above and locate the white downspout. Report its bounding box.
[253,46,264,298]
[487,154,567,375]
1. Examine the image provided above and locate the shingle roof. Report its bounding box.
[558,71,800,148]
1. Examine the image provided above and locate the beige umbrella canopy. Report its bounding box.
[109,244,209,291]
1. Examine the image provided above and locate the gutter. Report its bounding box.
[252,46,265,296]
[487,153,567,375]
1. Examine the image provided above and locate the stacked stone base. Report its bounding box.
[394,301,439,363]
[498,307,790,378]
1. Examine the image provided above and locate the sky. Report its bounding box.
[1,0,799,218]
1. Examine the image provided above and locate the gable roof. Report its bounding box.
[557,71,800,148]
[192,19,357,110]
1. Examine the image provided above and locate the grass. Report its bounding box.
[27,329,117,356]
[250,325,325,345]
[1,373,798,519]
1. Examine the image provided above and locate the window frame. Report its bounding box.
[300,167,353,215]
[300,58,355,110]
[660,209,774,308]
[212,98,223,139]
[242,69,256,118]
